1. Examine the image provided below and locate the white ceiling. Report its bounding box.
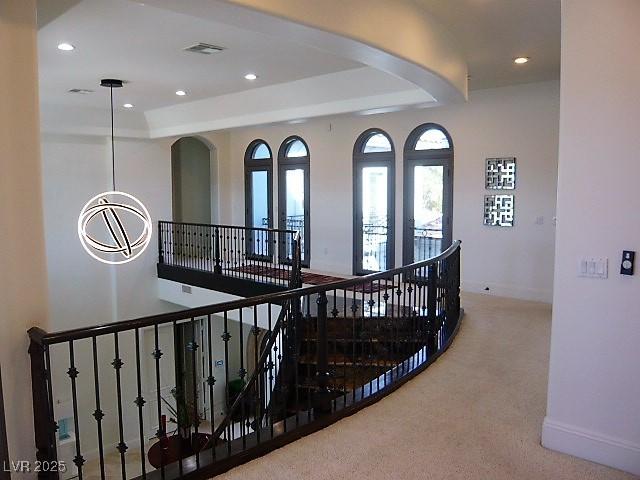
[37,0,361,111]
[415,0,561,90]
[37,0,561,136]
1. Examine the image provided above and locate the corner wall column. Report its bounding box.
[0,0,50,469]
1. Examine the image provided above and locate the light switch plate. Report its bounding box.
[579,258,608,279]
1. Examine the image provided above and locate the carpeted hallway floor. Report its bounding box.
[216,292,636,480]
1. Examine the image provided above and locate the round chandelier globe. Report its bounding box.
[77,190,152,265]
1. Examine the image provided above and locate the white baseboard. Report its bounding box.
[542,417,640,476]
[462,280,552,303]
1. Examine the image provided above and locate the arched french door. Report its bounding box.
[277,136,310,267]
[244,139,274,258]
[353,129,395,275]
[403,123,454,264]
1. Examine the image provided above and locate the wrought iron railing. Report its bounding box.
[413,227,443,261]
[362,223,389,271]
[158,221,298,287]
[28,234,461,480]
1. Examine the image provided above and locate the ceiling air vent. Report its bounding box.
[184,42,225,55]
[68,88,94,94]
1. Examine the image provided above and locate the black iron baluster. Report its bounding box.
[112,333,127,479]
[172,320,184,478]
[221,311,232,456]
[342,288,347,406]
[360,283,366,398]
[67,341,84,479]
[301,294,309,424]
[331,290,338,410]
[91,337,106,480]
[281,303,289,434]
[238,308,246,449]
[315,292,330,415]
[252,306,260,444]
[214,226,222,274]
[427,263,437,354]
[189,317,200,469]
[407,274,414,371]
[267,305,274,440]
[158,222,164,264]
[392,273,399,383]
[375,279,381,392]
[206,314,215,461]
[153,324,165,479]
[133,329,147,479]
[351,286,357,403]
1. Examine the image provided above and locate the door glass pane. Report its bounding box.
[251,170,269,255]
[363,133,392,153]
[361,166,388,271]
[415,129,449,150]
[252,143,271,159]
[285,169,305,260]
[286,140,308,158]
[413,165,443,261]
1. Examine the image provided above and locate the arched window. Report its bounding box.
[403,123,454,264]
[353,129,395,275]
[245,140,273,257]
[278,136,310,266]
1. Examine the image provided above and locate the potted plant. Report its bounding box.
[161,387,203,445]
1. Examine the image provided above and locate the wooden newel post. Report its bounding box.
[314,292,332,415]
[28,328,58,480]
[0,364,9,480]
[426,263,439,353]
[213,226,222,274]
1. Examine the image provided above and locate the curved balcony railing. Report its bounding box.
[28,234,461,480]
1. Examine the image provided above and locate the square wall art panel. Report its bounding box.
[484,194,514,227]
[485,157,516,189]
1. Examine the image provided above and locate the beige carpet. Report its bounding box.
[216,292,636,480]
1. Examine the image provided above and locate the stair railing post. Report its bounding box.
[28,328,58,480]
[157,221,164,264]
[289,232,302,289]
[213,226,222,274]
[314,292,331,415]
[0,364,9,480]
[426,263,438,353]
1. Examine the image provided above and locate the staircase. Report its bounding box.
[301,313,422,394]
[28,226,461,480]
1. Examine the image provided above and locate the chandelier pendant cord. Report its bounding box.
[110,84,116,191]
[78,78,153,265]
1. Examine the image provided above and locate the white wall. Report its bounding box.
[40,134,180,464]
[0,0,49,465]
[226,81,560,302]
[543,0,640,475]
[41,134,178,328]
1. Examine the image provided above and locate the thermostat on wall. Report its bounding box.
[620,251,635,276]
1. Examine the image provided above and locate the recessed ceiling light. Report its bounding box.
[57,43,75,51]
[244,73,258,81]
[123,103,134,109]
[514,56,530,64]
[175,90,187,96]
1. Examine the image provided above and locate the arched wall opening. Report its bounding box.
[170,136,219,224]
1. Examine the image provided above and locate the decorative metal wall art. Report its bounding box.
[485,157,516,190]
[483,194,514,227]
